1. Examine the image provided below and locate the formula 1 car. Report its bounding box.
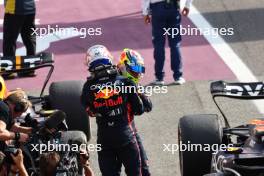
[178,80,264,176]
[0,53,90,139]
[0,53,91,175]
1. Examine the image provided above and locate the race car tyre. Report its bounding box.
[49,80,91,141]
[178,114,222,176]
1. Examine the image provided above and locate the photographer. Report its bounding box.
[39,152,60,176]
[0,149,28,176]
[39,151,94,176]
[0,152,7,175]
[0,89,32,151]
[80,149,94,176]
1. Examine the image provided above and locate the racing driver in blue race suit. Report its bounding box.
[81,45,146,176]
[117,48,152,176]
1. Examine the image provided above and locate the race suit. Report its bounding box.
[116,92,152,176]
[81,67,144,176]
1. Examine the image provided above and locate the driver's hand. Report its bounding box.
[19,133,29,143]
[11,149,24,169]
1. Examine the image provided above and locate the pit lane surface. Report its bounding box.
[0,0,235,90]
[194,0,264,78]
[1,0,263,175]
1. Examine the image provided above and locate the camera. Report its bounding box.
[4,146,18,165]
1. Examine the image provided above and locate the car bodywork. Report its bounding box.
[179,80,264,176]
[210,81,264,176]
[0,53,90,139]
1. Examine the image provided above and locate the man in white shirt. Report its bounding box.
[142,0,193,85]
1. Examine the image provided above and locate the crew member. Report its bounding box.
[3,0,37,78]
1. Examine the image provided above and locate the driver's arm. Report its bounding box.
[126,80,144,115]
[0,120,15,141]
[11,123,32,134]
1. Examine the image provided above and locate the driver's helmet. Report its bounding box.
[85,45,113,72]
[117,48,145,84]
[0,76,7,100]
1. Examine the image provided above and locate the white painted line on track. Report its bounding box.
[0,27,83,55]
[184,2,264,114]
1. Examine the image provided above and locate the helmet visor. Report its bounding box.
[89,58,112,71]
[126,64,145,74]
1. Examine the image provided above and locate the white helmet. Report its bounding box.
[86,45,113,72]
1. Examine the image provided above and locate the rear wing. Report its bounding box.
[0,52,53,73]
[0,52,54,97]
[211,81,264,99]
[210,81,264,128]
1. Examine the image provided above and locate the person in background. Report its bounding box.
[2,0,37,79]
[39,152,61,176]
[39,149,94,175]
[80,150,95,176]
[0,149,28,176]
[142,0,193,85]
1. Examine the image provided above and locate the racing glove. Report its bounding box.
[139,94,152,113]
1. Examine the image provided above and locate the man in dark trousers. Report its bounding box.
[142,0,193,85]
[2,0,36,78]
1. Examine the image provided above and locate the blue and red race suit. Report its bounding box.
[81,67,144,176]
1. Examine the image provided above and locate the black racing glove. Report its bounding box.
[139,94,152,113]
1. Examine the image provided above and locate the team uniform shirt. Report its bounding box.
[142,0,193,15]
[81,72,144,148]
[4,0,36,15]
[0,101,14,151]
